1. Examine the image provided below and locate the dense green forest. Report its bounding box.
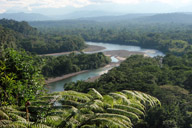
[1,18,192,128]
[0,48,45,106]
[65,54,192,128]
[0,19,86,54]
[42,52,110,77]
[0,48,160,128]
[31,21,192,55]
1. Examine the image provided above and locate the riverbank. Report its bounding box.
[85,50,147,82]
[83,44,106,52]
[40,51,78,56]
[45,70,89,84]
[103,50,145,58]
[45,50,146,84]
[40,44,106,56]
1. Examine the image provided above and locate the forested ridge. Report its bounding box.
[0,19,86,54]
[33,21,192,55]
[65,54,192,128]
[42,52,110,78]
[1,18,192,128]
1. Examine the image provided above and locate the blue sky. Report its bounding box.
[0,0,192,14]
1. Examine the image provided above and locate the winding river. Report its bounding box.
[47,42,164,93]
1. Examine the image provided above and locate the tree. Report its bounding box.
[0,48,45,106]
[23,88,161,128]
[184,74,192,92]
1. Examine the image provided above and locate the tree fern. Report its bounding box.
[107,108,139,121]
[30,123,51,128]
[0,110,9,120]
[88,88,103,100]
[95,113,132,124]
[2,89,160,128]
[88,117,129,128]
[109,93,131,105]
[113,104,145,117]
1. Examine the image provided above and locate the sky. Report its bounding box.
[0,0,192,15]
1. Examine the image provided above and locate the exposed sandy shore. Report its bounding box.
[45,47,147,84]
[103,50,145,58]
[41,45,106,56]
[45,70,88,84]
[86,76,101,82]
[85,50,146,82]
[40,51,78,56]
[83,44,106,52]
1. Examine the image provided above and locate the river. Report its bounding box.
[47,42,164,93]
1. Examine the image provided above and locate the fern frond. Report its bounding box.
[81,125,97,128]
[0,120,12,126]
[129,101,145,112]
[95,113,132,123]
[31,123,51,128]
[62,95,90,103]
[111,118,132,128]
[8,113,26,122]
[30,101,50,106]
[88,88,103,100]
[39,116,62,127]
[59,100,82,107]
[113,104,145,117]
[102,95,115,107]
[109,93,131,105]
[59,91,91,100]
[107,108,139,121]
[0,110,9,120]
[89,118,128,128]
[122,90,144,102]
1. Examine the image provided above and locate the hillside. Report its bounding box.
[0,19,86,54]
[0,12,50,21]
[137,13,192,24]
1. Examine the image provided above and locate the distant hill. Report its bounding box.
[78,13,154,22]
[0,12,51,21]
[30,13,192,28]
[2,12,192,24]
[0,11,123,21]
[136,13,192,24]
[58,11,122,19]
[80,13,192,23]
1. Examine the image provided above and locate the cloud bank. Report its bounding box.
[0,0,191,13]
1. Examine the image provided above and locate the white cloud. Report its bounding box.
[0,9,6,13]
[0,0,192,13]
[97,0,139,4]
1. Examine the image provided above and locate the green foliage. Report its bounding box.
[0,48,45,106]
[20,89,160,128]
[32,21,192,55]
[0,106,53,128]
[0,19,86,54]
[65,54,192,128]
[42,52,110,77]
[3,89,159,128]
